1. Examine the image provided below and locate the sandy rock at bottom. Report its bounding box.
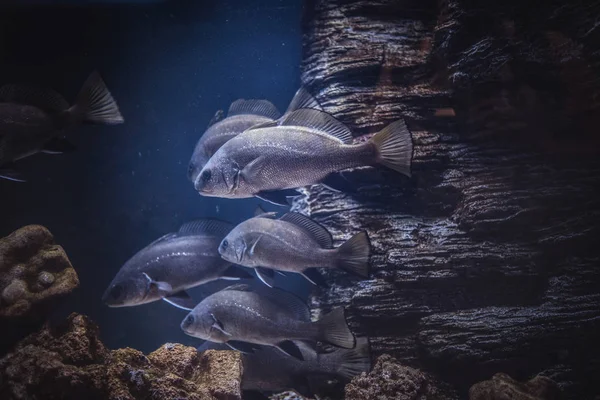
[345,354,458,400]
[0,313,242,400]
[469,372,561,400]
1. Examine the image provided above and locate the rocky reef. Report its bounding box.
[0,313,243,400]
[345,354,457,400]
[298,0,600,398]
[0,225,79,355]
[469,373,561,400]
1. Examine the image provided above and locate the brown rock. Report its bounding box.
[469,373,561,400]
[0,313,243,400]
[0,225,79,319]
[344,354,457,400]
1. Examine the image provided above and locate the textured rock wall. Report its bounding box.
[298,0,600,398]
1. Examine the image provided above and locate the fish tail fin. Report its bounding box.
[70,71,124,125]
[323,337,371,380]
[336,232,370,278]
[317,308,355,349]
[370,119,412,177]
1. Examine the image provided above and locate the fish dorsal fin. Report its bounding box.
[207,109,224,128]
[178,218,233,238]
[278,109,353,144]
[279,212,333,249]
[285,87,322,114]
[0,84,70,113]
[254,205,278,218]
[227,99,281,120]
[258,287,311,321]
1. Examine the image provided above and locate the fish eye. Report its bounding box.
[201,169,212,182]
[109,284,123,300]
[221,239,229,251]
[187,163,195,177]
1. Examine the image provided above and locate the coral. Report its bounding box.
[344,354,457,400]
[469,373,561,400]
[0,313,242,400]
[0,225,79,319]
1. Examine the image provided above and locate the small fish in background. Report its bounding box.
[194,108,412,204]
[198,337,371,397]
[188,87,321,184]
[218,209,370,287]
[180,284,356,359]
[0,72,124,182]
[103,219,251,310]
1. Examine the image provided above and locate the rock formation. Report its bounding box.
[345,354,457,400]
[0,225,79,355]
[298,0,600,398]
[469,373,561,400]
[0,313,243,400]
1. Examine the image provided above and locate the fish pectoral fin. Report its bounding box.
[225,340,262,354]
[0,167,26,182]
[300,268,329,287]
[255,189,300,206]
[41,137,77,154]
[248,236,262,256]
[207,109,224,128]
[276,340,304,361]
[253,205,278,218]
[220,265,254,281]
[210,313,232,336]
[163,290,195,310]
[254,267,276,288]
[142,272,173,295]
[240,156,266,182]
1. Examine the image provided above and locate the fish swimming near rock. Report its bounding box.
[194,108,412,203]
[103,219,251,310]
[198,337,371,397]
[187,87,321,184]
[180,284,356,359]
[0,72,123,182]
[218,210,370,287]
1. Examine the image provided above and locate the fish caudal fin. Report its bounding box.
[332,337,372,380]
[370,119,412,177]
[336,232,370,278]
[72,72,124,125]
[317,307,356,349]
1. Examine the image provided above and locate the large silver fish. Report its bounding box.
[198,338,371,396]
[0,72,123,182]
[194,108,412,201]
[187,87,321,184]
[218,211,370,287]
[180,284,356,359]
[102,219,251,310]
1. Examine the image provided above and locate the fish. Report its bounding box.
[0,72,123,182]
[197,338,371,396]
[188,87,321,184]
[180,284,356,359]
[102,219,251,310]
[218,210,370,287]
[194,108,412,201]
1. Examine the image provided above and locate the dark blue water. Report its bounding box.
[0,0,307,351]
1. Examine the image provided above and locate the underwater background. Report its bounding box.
[0,0,309,352]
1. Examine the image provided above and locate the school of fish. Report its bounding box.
[1,77,413,396]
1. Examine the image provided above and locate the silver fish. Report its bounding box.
[103,219,251,310]
[187,87,321,184]
[198,338,371,396]
[180,284,356,359]
[218,211,370,287]
[0,72,123,182]
[194,108,412,201]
